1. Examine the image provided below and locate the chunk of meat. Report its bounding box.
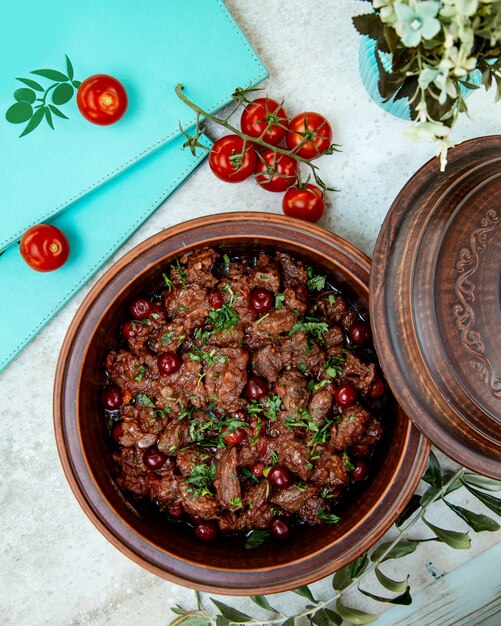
[341,353,376,394]
[351,416,384,457]
[313,295,358,330]
[237,481,273,530]
[176,448,210,478]
[179,481,218,520]
[163,284,210,333]
[274,369,309,415]
[310,448,349,488]
[157,419,189,454]
[114,448,149,496]
[250,254,281,293]
[276,252,308,286]
[309,386,334,424]
[323,325,345,357]
[149,474,180,503]
[298,495,325,525]
[271,432,313,481]
[269,484,318,513]
[246,308,297,349]
[282,331,325,375]
[252,343,284,383]
[154,352,204,413]
[105,350,159,405]
[284,284,308,315]
[330,405,373,451]
[215,447,241,509]
[204,346,249,411]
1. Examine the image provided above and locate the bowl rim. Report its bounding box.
[54,212,430,594]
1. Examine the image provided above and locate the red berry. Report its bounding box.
[369,378,385,399]
[258,439,268,456]
[270,517,291,540]
[222,427,246,446]
[267,466,292,489]
[334,383,358,408]
[208,290,224,309]
[111,422,123,443]
[194,520,218,541]
[348,321,372,347]
[245,376,268,400]
[129,298,152,319]
[157,351,181,375]
[101,386,122,410]
[352,459,369,481]
[249,288,274,313]
[167,501,184,519]
[250,461,266,478]
[121,320,144,339]
[143,447,168,471]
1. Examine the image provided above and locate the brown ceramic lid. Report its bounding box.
[371,135,501,479]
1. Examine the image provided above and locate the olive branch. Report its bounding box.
[5,54,81,137]
[169,451,500,626]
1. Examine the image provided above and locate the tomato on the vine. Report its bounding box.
[209,135,257,183]
[240,97,289,146]
[255,149,298,192]
[20,224,70,272]
[77,74,128,125]
[286,112,332,159]
[282,184,325,222]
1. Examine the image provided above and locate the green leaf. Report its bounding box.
[335,599,377,624]
[210,599,253,623]
[292,585,317,602]
[352,13,384,41]
[359,586,412,605]
[216,617,231,626]
[5,101,33,124]
[250,596,277,612]
[332,554,368,590]
[65,54,74,80]
[72,80,82,88]
[135,393,156,408]
[375,566,408,592]
[14,88,36,104]
[245,529,270,549]
[463,474,501,492]
[45,107,54,130]
[395,494,421,527]
[462,482,501,516]
[443,499,500,532]
[422,450,442,488]
[280,619,295,626]
[52,82,74,105]
[371,539,418,562]
[423,518,471,549]
[420,485,440,506]
[16,76,44,91]
[170,613,211,626]
[19,105,45,137]
[311,608,342,626]
[442,472,464,495]
[171,605,187,616]
[31,68,69,82]
[49,104,69,120]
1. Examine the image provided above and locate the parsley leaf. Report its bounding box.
[307,266,326,292]
[162,272,174,292]
[264,394,282,420]
[171,259,187,290]
[317,507,341,524]
[135,393,155,408]
[134,365,147,381]
[186,462,216,497]
[245,529,270,549]
[289,317,329,341]
[275,293,285,309]
[230,496,243,509]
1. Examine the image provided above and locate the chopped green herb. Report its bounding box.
[171,259,187,290]
[162,272,174,292]
[223,253,232,267]
[342,450,355,472]
[151,312,161,320]
[135,393,155,408]
[178,305,188,312]
[289,317,329,342]
[269,450,279,465]
[264,394,282,420]
[241,467,259,483]
[214,353,229,364]
[161,331,174,345]
[154,409,165,419]
[245,529,270,549]
[206,303,239,337]
[327,294,337,305]
[247,400,263,416]
[230,496,243,509]
[275,293,285,309]
[188,352,200,362]
[307,266,326,292]
[255,313,270,325]
[186,462,216,497]
[298,361,307,373]
[317,507,341,524]
[134,365,147,381]
[324,354,345,378]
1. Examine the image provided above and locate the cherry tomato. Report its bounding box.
[249,288,274,313]
[267,466,292,489]
[77,74,128,125]
[255,149,298,192]
[222,426,246,446]
[286,112,333,159]
[209,135,257,183]
[240,97,289,145]
[334,383,358,408]
[282,184,325,223]
[157,351,182,375]
[101,386,122,410]
[20,224,70,272]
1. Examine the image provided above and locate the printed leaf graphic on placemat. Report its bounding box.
[5,55,80,137]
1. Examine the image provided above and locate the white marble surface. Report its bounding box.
[1,1,499,624]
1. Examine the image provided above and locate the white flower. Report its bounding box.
[440,0,479,18]
[442,45,477,76]
[404,121,451,141]
[418,62,457,104]
[394,1,442,47]
[374,0,398,23]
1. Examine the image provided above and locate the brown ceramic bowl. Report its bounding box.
[54,212,429,595]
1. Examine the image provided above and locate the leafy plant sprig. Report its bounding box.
[175,84,339,194]
[5,54,81,137]
[169,451,500,626]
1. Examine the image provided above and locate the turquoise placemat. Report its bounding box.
[0,134,211,372]
[0,0,268,251]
